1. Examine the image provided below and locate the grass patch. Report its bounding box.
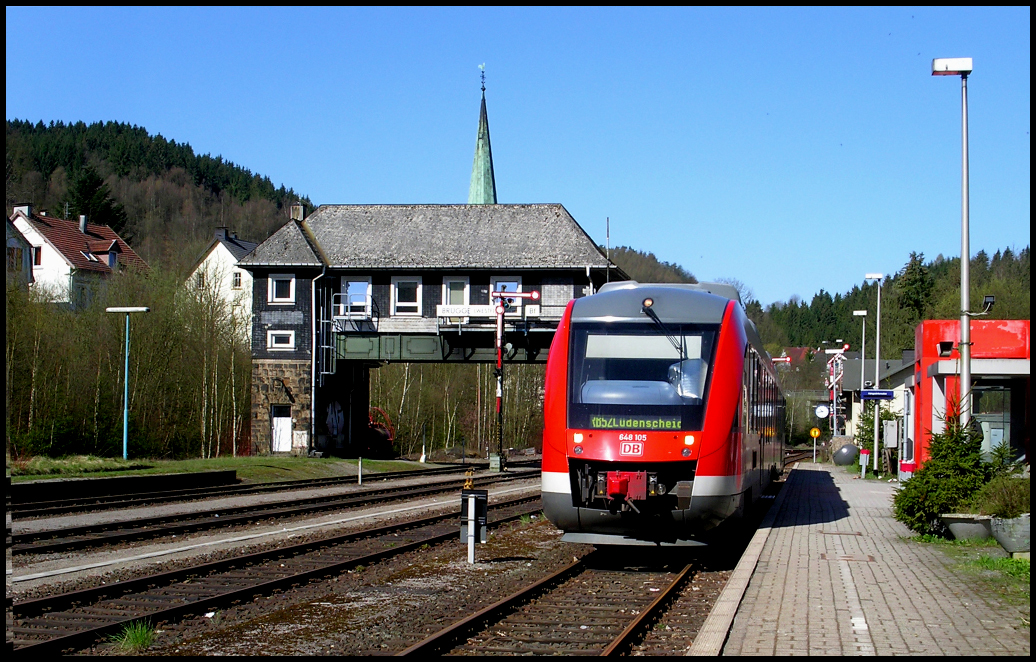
[8,455,437,484]
[911,533,1030,613]
[110,620,155,652]
[968,555,1030,580]
[9,455,152,477]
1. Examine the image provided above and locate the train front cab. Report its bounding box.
[541,283,785,546]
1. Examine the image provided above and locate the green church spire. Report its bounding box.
[468,66,497,204]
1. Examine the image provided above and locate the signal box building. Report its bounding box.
[901,319,1030,477]
[238,203,618,456]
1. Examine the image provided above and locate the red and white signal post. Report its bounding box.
[490,288,540,471]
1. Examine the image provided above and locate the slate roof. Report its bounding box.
[220,234,259,261]
[19,212,148,273]
[241,204,611,270]
[239,219,323,267]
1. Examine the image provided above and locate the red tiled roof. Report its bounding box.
[27,214,147,274]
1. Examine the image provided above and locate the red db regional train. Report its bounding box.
[541,281,786,546]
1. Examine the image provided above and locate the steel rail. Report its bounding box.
[9,495,541,655]
[13,469,537,555]
[11,463,534,518]
[599,562,694,656]
[396,557,586,656]
[398,556,695,657]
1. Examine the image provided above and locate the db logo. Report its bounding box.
[620,442,643,456]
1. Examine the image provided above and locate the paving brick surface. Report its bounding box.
[722,463,1029,656]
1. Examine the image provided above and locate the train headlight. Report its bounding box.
[573,433,583,444]
[682,447,691,457]
[573,446,584,455]
[684,435,695,446]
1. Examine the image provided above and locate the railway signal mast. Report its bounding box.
[824,343,849,436]
[490,288,540,471]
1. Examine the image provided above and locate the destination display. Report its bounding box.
[589,415,682,430]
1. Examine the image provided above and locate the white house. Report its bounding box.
[187,228,258,345]
[10,204,147,307]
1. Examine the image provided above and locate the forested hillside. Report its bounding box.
[608,246,697,283]
[6,119,310,271]
[746,248,1030,361]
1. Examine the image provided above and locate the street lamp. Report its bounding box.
[864,274,882,471]
[932,57,973,426]
[106,306,150,459]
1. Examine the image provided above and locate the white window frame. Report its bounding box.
[391,276,423,316]
[268,273,296,304]
[232,271,243,290]
[266,330,296,351]
[442,276,470,323]
[491,275,523,317]
[339,276,372,317]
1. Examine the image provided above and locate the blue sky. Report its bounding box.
[6,7,1030,305]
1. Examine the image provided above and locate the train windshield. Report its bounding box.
[568,322,718,431]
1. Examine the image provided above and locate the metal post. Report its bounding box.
[495,305,504,469]
[873,280,881,471]
[467,494,476,564]
[959,73,972,427]
[122,313,130,460]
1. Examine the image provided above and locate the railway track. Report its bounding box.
[7,494,542,655]
[12,469,539,556]
[399,552,696,656]
[11,460,540,519]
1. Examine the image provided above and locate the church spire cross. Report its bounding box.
[468,64,497,205]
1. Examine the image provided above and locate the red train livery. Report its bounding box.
[541,282,785,546]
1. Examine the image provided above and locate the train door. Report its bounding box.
[271,405,292,453]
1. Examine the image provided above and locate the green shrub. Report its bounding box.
[965,476,1030,518]
[893,421,987,536]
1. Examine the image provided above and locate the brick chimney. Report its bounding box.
[215,227,228,242]
[290,204,305,221]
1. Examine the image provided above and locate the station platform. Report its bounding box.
[690,462,1030,656]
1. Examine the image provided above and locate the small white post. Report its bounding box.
[358,457,362,485]
[467,494,476,564]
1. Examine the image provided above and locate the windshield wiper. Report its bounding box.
[641,299,685,359]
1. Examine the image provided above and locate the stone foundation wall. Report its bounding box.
[252,359,312,455]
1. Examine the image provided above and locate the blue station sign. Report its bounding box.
[861,389,895,400]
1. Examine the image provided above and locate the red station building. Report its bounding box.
[901,319,1030,477]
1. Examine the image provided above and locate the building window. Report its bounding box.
[195,272,205,289]
[442,276,469,322]
[339,276,372,317]
[391,276,422,316]
[33,246,42,266]
[7,247,23,271]
[268,274,295,304]
[233,271,243,289]
[267,330,296,351]
[491,276,522,315]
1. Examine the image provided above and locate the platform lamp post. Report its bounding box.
[864,275,882,471]
[106,307,150,460]
[491,288,540,471]
[932,57,974,426]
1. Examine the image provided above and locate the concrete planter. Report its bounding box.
[939,513,994,540]
[991,513,1030,555]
